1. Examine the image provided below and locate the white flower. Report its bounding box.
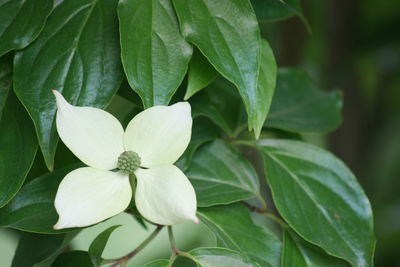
[52,90,198,229]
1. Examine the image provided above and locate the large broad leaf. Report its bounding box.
[189,247,259,267]
[88,225,121,267]
[186,140,261,207]
[258,139,375,267]
[175,117,219,171]
[265,68,342,133]
[0,164,81,233]
[52,251,92,267]
[184,49,218,100]
[173,0,265,137]
[0,0,53,56]
[11,232,78,267]
[0,94,37,207]
[282,231,350,267]
[118,0,192,108]
[198,204,281,267]
[143,260,169,267]
[191,77,244,137]
[0,54,12,120]
[250,0,304,22]
[14,0,124,170]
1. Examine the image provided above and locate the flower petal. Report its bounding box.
[124,102,192,168]
[54,90,124,170]
[54,167,131,229]
[135,165,198,225]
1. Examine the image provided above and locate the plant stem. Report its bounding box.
[244,202,288,228]
[168,226,178,255]
[109,225,164,267]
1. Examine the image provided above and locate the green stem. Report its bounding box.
[168,226,178,255]
[244,202,288,228]
[109,225,163,267]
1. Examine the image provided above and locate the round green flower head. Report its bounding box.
[117,151,141,174]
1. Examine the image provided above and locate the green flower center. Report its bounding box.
[117,151,141,174]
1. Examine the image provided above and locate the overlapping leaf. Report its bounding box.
[173,0,267,137]
[0,54,12,120]
[118,0,192,108]
[0,0,53,56]
[198,204,281,267]
[187,140,261,207]
[250,0,304,23]
[88,225,121,267]
[189,247,258,267]
[14,0,123,170]
[258,139,375,267]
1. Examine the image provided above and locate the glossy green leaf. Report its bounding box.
[198,204,281,267]
[265,68,342,133]
[0,94,37,207]
[11,232,78,267]
[118,0,192,108]
[0,164,81,233]
[88,225,121,267]
[191,78,244,137]
[0,54,12,120]
[52,251,92,267]
[173,0,264,137]
[14,0,124,170]
[0,0,52,56]
[282,231,350,267]
[187,140,261,207]
[189,247,259,267]
[176,118,219,171]
[258,139,375,267]
[184,49,218,100]
[250,0,302,22]
[143,259,169,267]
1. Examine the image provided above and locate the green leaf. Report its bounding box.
[187,140,261,207]
[52,251,92,267]
[257,139,375,267]
[191,78,244,137]
[173,0,264,137]
[176,117,219,171]
[198,204,281,267]
[0,94,37,207]
[88,225,121,267]
[118,0,192,108]
[0,54,12,120]
[282,231,350,267]
[265,68,342,133]
[11,232,78,267]
[189,247,259,267]
[143,259,170,267]
[250,0,302,22]
[184,49,218,100]
[0,0,52,56]
[0,164,81,233]
[14,0,123,170]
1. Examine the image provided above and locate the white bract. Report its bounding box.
[52,91,198,229]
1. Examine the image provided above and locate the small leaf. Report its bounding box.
[143,259,170,267]
[187,140,261,207]
[11,232,78,267]
[189,247,259,267]
[88,225,121,267]
[14,0,124,170]
[198,204,281,267]
[175,117,219,171]
[0,164,81,233]
[52,251,92,267]
[118,0,192,108]
[282,230,350,267]
[0,0,53,56]
[250,0,303,22]
[258,139,375,267]
[191,78,244,137]
[184,49,218,100]
[173,0,263,136]
[0,93,37,207]
[265,68,342,133]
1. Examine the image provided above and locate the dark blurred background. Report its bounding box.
[264,0,400,266]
